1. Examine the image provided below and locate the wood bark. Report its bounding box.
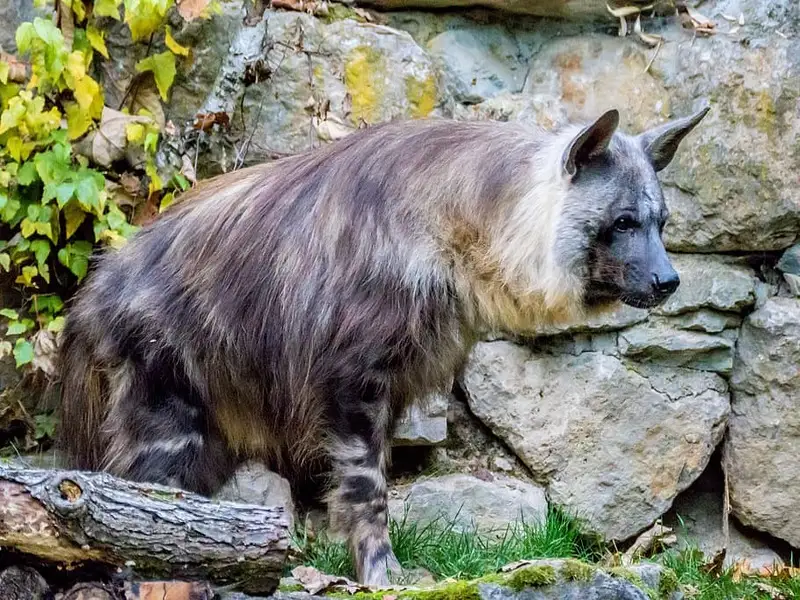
[354,0,677,20]
[0,467,291,595]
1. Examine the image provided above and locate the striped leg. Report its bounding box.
[327,434,401,586]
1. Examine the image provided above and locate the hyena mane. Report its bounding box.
[58,107,708,585]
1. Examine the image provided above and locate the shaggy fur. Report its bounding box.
[58,107,708,585]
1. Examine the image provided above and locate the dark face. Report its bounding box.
[585,178,680,309]
[558,105,710,311]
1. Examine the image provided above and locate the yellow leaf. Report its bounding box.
[64,200,87,239]
[64,101,93,139]
[0,61,8,85]
[86,25,110,59]
[99,228,127,249]
[15,265,38,286]
[159,191,175,213]
[6,136,22,161]
[73,74,101,112]
[67,50,87,81]
[70,0,87,21]
[124,0,172,42]
[135,51,176,101]
[20,218,36,238]
[165,26,189,57]
[126,122,145,143]
[94,0,121,19]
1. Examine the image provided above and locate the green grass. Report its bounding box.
[661,548,800,600]
[289,508,800,599]
[289,505,603,581]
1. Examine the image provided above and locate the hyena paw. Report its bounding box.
[359,547,402,587]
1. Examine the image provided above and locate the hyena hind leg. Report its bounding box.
[100,362,238,496]
[327,434,401,586]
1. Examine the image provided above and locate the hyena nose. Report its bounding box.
[652,272,680,295]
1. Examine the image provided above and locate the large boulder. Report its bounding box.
[442,6,799,253]
[236,11,446,159]
[461,341,730,541]
[725,298,800,547]
[388,473,548,533]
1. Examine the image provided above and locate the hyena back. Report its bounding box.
[59,107,708,585]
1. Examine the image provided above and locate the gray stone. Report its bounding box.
[427,27,525,103]
[618,319,736,374]
[388,473,548,533]
[0,0,46,53]
[783,273,800,297]
[470,22,800,253]
[462,341,729,541]
[248,558,678,600]
[666,309,741,334]
[777,244,800,275]
[238,11,445,160]
[534,303,650,337]
[725,297,800,547]
[215,462,296,529]
[667,486,783,572]
[393,392,449,446]
[654,255,757,316]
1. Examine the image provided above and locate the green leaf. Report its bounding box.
[17,162,39,186]
[34,294,64,314]
[15,23,35,54]
[124,0,172,41]
[13,338,34,367]
[34,413,58,440]
[0,308,19,320]
[30,238,50,268]
[6,320,30,335]
[0,253,9,272]
[55,182,76,207]
[135,51,176,101]
[47,315,66,333]
[57,241,92,280]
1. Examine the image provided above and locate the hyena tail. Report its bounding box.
[57,325,109,471]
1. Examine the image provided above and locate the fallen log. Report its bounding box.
[0,467,291,595]
[353,0,677,21]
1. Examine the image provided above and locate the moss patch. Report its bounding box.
[561,558,596,582]
[657,567,679,598]
[504,565,558,591]
[405,75,436,118]
[344,45,385,124]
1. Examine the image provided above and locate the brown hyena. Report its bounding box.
[58,105,708,585]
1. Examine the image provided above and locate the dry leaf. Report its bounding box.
[59,0,75,50]
[0,52,28,83]
[76,106,154,168]
[176,0,211,22]
[106,179,139,209]
[192,111,230,132]
[606,3,653,18]
[291,565,368,595]
[119,172,143,196]
[738,12,745,26]
[728,26,740,35]
[700,549,726,577]
[31,329,58,377]
[721,13,737,21]
[313,115,355,142]
[123,581,214,600]
[621,522,676,565]
[126,74,166,129]
[180,154,197,184]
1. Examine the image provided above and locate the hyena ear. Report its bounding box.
[637,104,710,172]
[562,109,620,179]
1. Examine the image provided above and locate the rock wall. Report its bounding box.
[6,0,798,566]
[119,0,800,561]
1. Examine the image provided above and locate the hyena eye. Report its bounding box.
[614,216,636,233]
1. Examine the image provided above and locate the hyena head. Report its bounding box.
[555,105,709,310]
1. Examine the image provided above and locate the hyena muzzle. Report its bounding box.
[58,105,708,585]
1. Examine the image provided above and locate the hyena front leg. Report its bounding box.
[327,427,401,586]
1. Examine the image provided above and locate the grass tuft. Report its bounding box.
[289,505,603,581]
